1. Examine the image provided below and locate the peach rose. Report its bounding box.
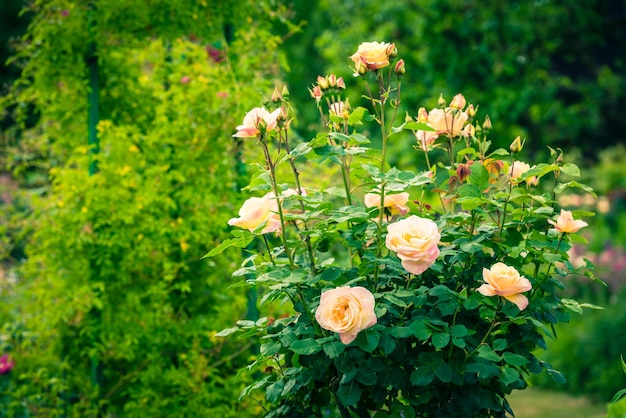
[386,215,441,275]
[350,41,393,74]
[414,129,439,151]
[233,107,282,138]
[548,209,588,233]
[428,107,469,137]
[477,263,532,310]
[315,286,377,344]
[509,160,538,186]
[364,191,410,216]
[228,194,280,234]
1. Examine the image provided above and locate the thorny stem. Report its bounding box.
[262,235,276,267]
[500,157,516,234]
[374,72,388,281]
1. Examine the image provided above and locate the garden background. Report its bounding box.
[0,0,625,416]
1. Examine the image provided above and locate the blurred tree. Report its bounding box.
[1,0,290,416]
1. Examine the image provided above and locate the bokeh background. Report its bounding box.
[1,0,625,416]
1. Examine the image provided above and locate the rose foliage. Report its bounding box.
[209,42,600,417]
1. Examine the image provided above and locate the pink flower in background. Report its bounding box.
[0,355,14,374]
[548,209,588,233]
[478,263,532,310]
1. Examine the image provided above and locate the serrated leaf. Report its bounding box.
[502,352,529,366]
[477,345,501,362]
[337,380,361,406]
[404,121,435,131]
[432,332,450,349]
[202,232,254,258]
[410,367,434,386]
[323,341,345,358]
[215,327,239,337]
[469,163,490,192]
[289,339,322,355]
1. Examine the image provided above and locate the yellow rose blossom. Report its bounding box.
[350,41,394,75]
[477,263,532,310]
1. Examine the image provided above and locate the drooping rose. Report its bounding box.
[228,194,280,234]
[386,215,441,275]
[477,263,532,310]
[428,107,469,138]
[364,192,410,216]
[350,41,394,74]
[315,286,377,344]
[233,107,282,138]
[548,209,588,233]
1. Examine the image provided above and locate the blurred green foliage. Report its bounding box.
[282,0,626,163]
[532,292,626,402]
[0,0,289,416]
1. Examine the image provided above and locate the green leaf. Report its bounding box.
[555,180,596,196]
[501,367,521,386]
[289,339,322,355]
[356,330,380,353]
[337,380,361,406]
[560,163,580,177]
[450,325,468,338]
[403,121,434,131]
[434,362,453,383]
[469,163,490,192]
[383,293,408,308]
[215,327,239,337]
[266,380,285,403]
[410,367,435,386]
[348,106,374,125]
[321,340,343,358]
[202,231,254,258]
[477,345,501,362]
[493,338,508,351]
[502,352,529,366]
[457,183,482,198]
[431,332,450,349]
[611,388,626,404]
[260,340,282,356]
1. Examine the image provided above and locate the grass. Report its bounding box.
[507,387,607,418]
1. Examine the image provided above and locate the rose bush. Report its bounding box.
[209,41,599,417]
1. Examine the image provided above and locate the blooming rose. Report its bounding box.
[233,107,282,138]
[315,286,377,344]
[386,215,441,275]
[428,107,469,137]
[228,194,280,234]
[364,192,410,215]
[477,263,532,310]
[548,209,588,233]
[350,41,394,74]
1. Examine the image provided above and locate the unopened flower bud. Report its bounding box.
[509,136,525,153]
[386,43,398,58]
[354,59,368,76]
[271,86,283,103]
[309,85,323,102]
[405,111,413,123]
[317,75,329,90]
[394,59,406,76]
[417,107,429,123]
[327,74,337,87]
[482,115,492,130]
[466,104,477,118]
[281,85,290,99]
[437,94,446,107]
[450,93,466,110]
[336,77,346,89]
